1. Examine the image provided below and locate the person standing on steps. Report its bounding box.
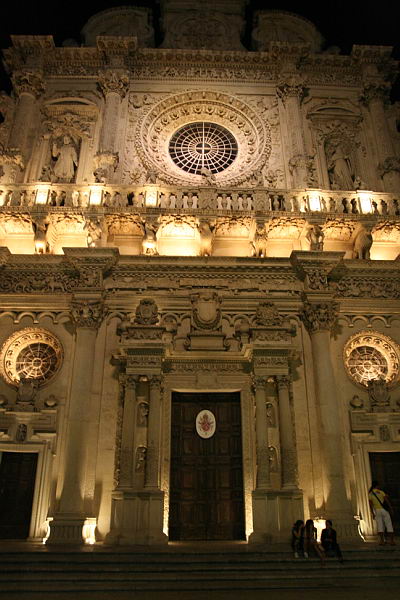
[368,480,396,546]
[321,520,344,563]
[291,520,304,558]
[303,519,326,565]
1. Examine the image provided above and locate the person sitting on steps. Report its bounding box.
[303,519,325,565]
[291,520,304,558]
[321,519,344,563]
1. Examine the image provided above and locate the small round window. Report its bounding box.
[169,122,238,175]
[343,331,400,388]
[0,328,63,387]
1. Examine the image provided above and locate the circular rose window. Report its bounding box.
[169,122,238,175]
[0,328,63,386]
[343,331,400,388]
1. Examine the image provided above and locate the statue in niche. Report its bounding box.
[137,402,149,426]
[52,135,78,183]
[135,446,147,472]
[368,378,390,411]
[305,224,324,251]
[266,402,276,427]
[326,139,354,191]
[268,446,278,472]
[16,423,28,443]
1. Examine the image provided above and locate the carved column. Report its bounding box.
[301,301,356,537]
[96,70,129,181]
[48,297,104,544]
[362,84,400,192]
[277,79,309,188]
[276,375,298,490]
[145,376,162,489]
[9,71,44,154]
[253,376,271,489]
[118,376,138,489]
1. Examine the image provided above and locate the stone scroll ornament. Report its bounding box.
[196,410,216,439]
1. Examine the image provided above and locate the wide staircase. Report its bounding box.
[0,543,399,594]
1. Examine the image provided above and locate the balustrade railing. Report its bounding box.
[0,183,399,217]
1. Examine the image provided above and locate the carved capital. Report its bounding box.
[125,375,138,390]
[360,83,391,106]
[98,70,129,98]
[253,376,267,393]
[276,79,307,103]
[276,375,290,391]
[149,376,162,392]
[12,70,45,99]
[301,301,338,334]
[70,298,105,329]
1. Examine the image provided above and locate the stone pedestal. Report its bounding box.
[249,489,304,544]
[106,490,167,546]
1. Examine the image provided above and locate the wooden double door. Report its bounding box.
[0,451,38,539]
[169,392,245,541]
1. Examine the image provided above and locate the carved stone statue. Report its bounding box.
[252,226,267,257]
[52,135,78,182]
[198,221,214,256]
[135,446,147,472]
[137,402,149,426]
[305,224,324,251]
[268,446,278,472]
[266,402,276,427]
[326,140,354,190]
[142,221,158,255]
[352,225,373,259]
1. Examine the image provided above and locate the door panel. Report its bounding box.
[369,452,400,533]
[169,392,245,541]
[0,451,38,539]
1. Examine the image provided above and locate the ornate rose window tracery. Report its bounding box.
[169,122,238,175]
[343,331,400,388]
[0,328,63,387]
[136,90,271,186]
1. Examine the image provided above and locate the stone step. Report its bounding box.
[1,547,399,593]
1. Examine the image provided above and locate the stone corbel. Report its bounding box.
[290,250,345,298]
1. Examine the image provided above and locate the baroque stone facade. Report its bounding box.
[0,3,399,546]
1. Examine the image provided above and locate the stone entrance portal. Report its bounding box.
[169,392,245,541]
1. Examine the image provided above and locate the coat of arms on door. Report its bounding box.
[196,409,216,438]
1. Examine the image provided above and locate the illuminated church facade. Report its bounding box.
[0,1,399,546]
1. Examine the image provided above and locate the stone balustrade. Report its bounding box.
[0,183,399,217]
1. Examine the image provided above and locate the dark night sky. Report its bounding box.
[1,1,399,99]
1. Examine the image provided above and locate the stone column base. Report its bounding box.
[47,514,86,545]
[248,489,304,544]
[105,489,168,546]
